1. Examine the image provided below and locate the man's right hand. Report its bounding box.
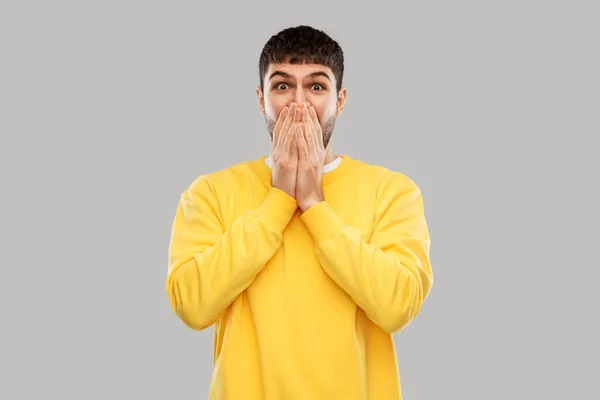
[270,103,301,199]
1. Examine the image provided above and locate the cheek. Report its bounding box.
[313,108,331,125]
[311,101,337,121]
[266,100,286,119]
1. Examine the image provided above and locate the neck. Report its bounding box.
[324,145,337,164]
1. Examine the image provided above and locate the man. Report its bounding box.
[166,25,433,400]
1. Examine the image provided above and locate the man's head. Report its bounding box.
[256,25,347,150]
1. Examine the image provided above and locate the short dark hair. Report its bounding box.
[258,25,344,95]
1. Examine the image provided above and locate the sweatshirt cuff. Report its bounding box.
[254,186,298,233]
[300,201,347,246]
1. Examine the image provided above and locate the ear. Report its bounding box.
[256,86,265,115]
[336,87,347,116]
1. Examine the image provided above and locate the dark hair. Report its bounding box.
[258,25,344,95]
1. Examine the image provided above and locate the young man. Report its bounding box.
[166,25,434,400]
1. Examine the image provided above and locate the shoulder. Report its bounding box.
[345,155,421,194]
[186,156,268,196]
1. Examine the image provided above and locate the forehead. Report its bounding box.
[266,63,334,81]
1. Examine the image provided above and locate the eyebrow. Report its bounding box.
[268,70,332,83]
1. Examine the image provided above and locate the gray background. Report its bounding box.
[1,1,598,399]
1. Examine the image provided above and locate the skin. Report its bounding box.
[256,63,348,212]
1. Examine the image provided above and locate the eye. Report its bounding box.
[274,83,325,91]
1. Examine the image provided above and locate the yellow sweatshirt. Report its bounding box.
[166,154,433,400]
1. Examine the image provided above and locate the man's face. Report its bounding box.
[257,63,346,150]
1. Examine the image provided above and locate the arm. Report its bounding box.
[166,176,297,330]
[300,174,433,333]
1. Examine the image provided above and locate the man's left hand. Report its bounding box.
[295,106,325,212]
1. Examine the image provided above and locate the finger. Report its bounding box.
[282,122,296,155]
[309,107,324,149]
[276,104,296,151]
[302,107,315,156]
[272,106,289,148]
[278,104,297,149]
[290,131,298,157]
[296,123,309,160]
[293,104,302,123]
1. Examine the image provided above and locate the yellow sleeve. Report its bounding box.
[166,176,297,330]
[300,174,433,333]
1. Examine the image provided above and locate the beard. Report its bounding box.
[265,113,336,150]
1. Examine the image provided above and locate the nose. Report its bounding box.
[293,90,306,107]
[290,97,311,109]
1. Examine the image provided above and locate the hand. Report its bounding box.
[295,105,326,212]
[270,103,301,199]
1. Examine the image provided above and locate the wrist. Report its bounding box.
[299,196,324,213]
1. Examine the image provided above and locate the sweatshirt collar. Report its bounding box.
[256,154,358,185]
